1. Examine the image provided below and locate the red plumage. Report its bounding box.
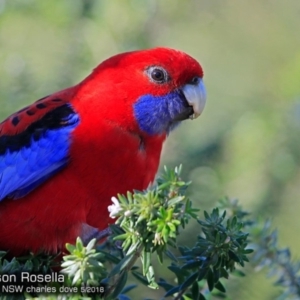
[0,47,205,255]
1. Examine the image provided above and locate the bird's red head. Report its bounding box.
[74,47,206,136]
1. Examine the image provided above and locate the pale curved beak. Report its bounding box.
[181,79,206,119]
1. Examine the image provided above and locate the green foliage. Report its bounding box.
[157,207,252,300]
[61,238,107,286]
[221,197,300,300]
[0,252,56,275]
[2,167,300,300]
[0,166,253,300]
[1,165,300,300]
[251,220,300,299]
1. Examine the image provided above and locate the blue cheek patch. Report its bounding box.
[133,90,185,135]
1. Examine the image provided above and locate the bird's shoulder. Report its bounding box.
[0,89,80,200]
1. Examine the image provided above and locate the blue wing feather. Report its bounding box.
[0,104,79,201]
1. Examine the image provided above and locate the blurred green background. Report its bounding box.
[0,0,300,299]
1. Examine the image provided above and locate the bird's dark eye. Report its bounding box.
[191,77,199,85]
[151,69,165,82]
[147,66,168,83]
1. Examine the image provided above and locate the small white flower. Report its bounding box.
[108,197,122,219]
[153,232,163,246]
[124,210,132,217]
[224,236,231,244]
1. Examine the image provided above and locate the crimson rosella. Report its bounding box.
[0,47,206,255]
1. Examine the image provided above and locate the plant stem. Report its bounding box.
[105,243,144,297]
